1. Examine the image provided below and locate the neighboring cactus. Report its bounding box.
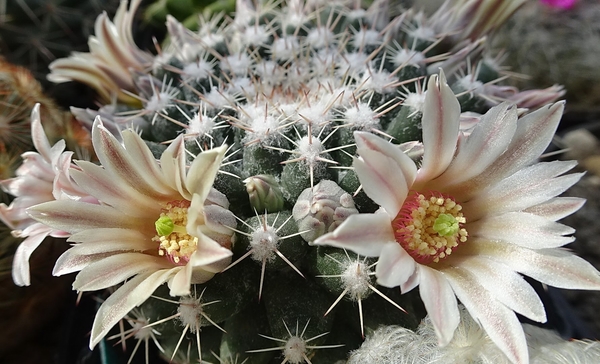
[492,0,600,111]
[144,0,236,29]
[25,0,585,363]
[0,0,122,83]
[0,58,93,172]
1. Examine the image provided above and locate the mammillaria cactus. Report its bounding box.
[0,0,121,83]
[3,0,600,363]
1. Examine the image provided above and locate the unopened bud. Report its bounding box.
[244,174,285,213]
[293,180,358,242]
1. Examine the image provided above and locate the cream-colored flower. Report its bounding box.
[314,72,600,364]
[0,104,92,286]
[27,118,235,349]
[47,0,152,105]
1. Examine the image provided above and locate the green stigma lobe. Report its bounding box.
[433,213,459,237]
[155,216,174,236]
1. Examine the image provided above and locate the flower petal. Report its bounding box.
[74,253,171,291]
[461,239,600,290]
[463,160,582,221]
[400,270,420,294]
[312,213,394,257]
[71,161,162,217]
[185,145,227,201]
[52,229,151,277]
[189,233,233,267]
[121,130,174,194]
[456,256,546,323]
[431,102,517,188]
[418,265,460,346]
[523,197,585,221]
[417,71,461,183]
[353,132,417,217]
[12,226,50,286]
[468,211,575,249]
[446,102,565,199]
[443,266,529,364]
[92,118,174,200]
[28,200,142,233]
[30,104,59,162]
[353,152,409,218]
[160,136,187,199]
[169,261,194,296]
[354,131,417,187]
[67,228,151,250]
[202,204,237,236]
[89,268,177,349]
[375,243,416,288]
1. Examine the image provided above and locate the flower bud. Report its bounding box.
[293,180,358,242]
[244,174,285,213]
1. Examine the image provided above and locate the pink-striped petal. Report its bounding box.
[12,226,51,286]
[354,131,417,187]
[160,136,187,198]
[461,239,600,290]
[416,71,461,184]
[188,233,233,267]
[375,243,416,288]
[468,211,575,249]
[67,228,151,250]
[121,130,174,194]
[431,102,517,189]
[446,102,565,200]
[443,266,529,364]
[54,250,120,276]
[89,268,178,349]
[185,145,227,202]
[169,260,194,296]
[28,200,143,233]
[418,265,460,346]
[312,213,394,257]
[400,270,420,294]
[92,119,174,200]
[463,161,582,221]
[523,197,585,221]
[457,256,546,323]
[30,104,57,162]
[71,162,162,217]
[74,253,171,291]
[354,151,410,218]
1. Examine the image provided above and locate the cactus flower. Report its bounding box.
[27,118,236,349]
[0,104,93,286]
[314,72,600,364]
[47,0,153,105]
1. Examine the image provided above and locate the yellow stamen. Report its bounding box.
[153,200,197,265]
[393,192,468,264]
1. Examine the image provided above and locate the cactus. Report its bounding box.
[9,0,591,363]
[0,0,122,84]
[491,0,600,112]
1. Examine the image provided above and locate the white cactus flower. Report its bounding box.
[27,118,236,349]
[314,71,600,364]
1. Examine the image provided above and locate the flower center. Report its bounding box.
[391,191,467,264]
[153,200,197,265]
